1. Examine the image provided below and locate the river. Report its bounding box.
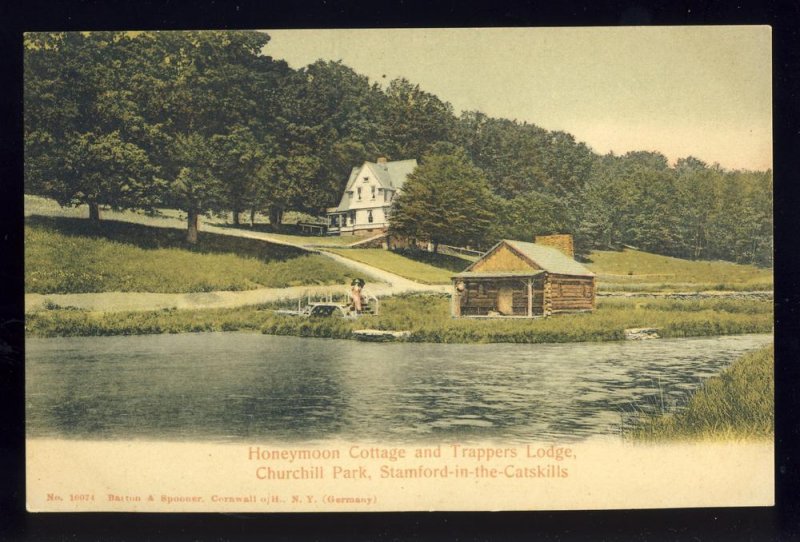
[26,333,772,443]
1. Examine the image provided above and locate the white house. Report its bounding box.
[326,157,417,236]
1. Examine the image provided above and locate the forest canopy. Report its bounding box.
[24,30,773,265]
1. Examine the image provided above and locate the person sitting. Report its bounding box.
[350,278,366,312]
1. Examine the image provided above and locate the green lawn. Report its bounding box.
[27,295,774,343]
[587,248,773,291]
[326,248,463,284]
[629,345,773,441]
[328,246,772,290]
[25,216,359,294]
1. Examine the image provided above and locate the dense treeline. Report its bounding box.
[24,30,772,265]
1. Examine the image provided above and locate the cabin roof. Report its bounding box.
[452,270,545,279]
[465,239,595,277]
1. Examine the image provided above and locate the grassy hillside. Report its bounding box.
[629,345,773,441]
[27,295,773,342]
[326,246,772,291]
[587,249,772,291]
[25,216,358,294]
[326,248,464,284]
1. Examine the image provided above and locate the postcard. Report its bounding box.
[24,26,773,512]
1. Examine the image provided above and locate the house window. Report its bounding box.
[384,190,389,203]
[350,211,356,224]
[368,210,373,223]
[371,186,376,199]
[363,176,369,182]
[357,187,362,200]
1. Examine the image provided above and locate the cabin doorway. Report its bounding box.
[497,286,514,315]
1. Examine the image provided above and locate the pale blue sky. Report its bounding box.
[264,27,772,171]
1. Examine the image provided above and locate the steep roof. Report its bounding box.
[332,159,418,212]
[466,239,595,277]
[368,159,417,190]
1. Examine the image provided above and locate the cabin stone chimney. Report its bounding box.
[376,156,388,166]
[535,234,574,259]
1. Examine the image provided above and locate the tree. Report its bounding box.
[254,154,322,229]
[210,127,264,226]
[24,32,159,222]
[381,78,457,160]
[492,191,570,244]
[144,30,272,242]
[390,149,496,252]
[166,134,224,244]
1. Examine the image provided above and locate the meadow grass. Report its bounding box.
[27,295,773,342]
[628,345,774,441]
[587,248,773,290]
[328,246,772,291]
[326,249,458,284]
[25,216,357,294]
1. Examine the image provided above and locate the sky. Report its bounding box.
[263,27,772,171]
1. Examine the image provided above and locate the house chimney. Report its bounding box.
[377,157,388,166]
[535,234,574,259]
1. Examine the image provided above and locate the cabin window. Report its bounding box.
[367,210,374,223]
[357,187,362,200]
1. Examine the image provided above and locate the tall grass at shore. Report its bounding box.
[628,346,774,441]
[26,295,773,343]
[25,216,357,293]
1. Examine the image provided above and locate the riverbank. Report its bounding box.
[628,345,774,441]
[26,294,774,343]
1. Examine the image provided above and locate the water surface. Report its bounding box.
[26,333,772,443]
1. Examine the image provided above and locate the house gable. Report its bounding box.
[469,242,541,273]
[334,159,418,213]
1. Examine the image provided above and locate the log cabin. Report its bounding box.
[451,236,595,318]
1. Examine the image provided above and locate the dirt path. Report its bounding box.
[24,197,450,313]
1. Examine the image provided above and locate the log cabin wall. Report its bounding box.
[457,277,545,316]
[549,275,596,312]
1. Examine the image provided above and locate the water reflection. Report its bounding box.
[26,333,772,443]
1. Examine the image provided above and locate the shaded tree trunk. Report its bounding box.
[250,208,256,228]
[268,207,283,231]
[232,209,241,226]
[89,202,101,223]
[187,209,199,244]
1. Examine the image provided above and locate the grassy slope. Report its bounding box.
[326,249,466,284]
[27,296,774,342]
[326,246,772,290]
[630,345,773,441]
[25,216,358,294]
[213,224,358,246]
[587,249,773,291]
